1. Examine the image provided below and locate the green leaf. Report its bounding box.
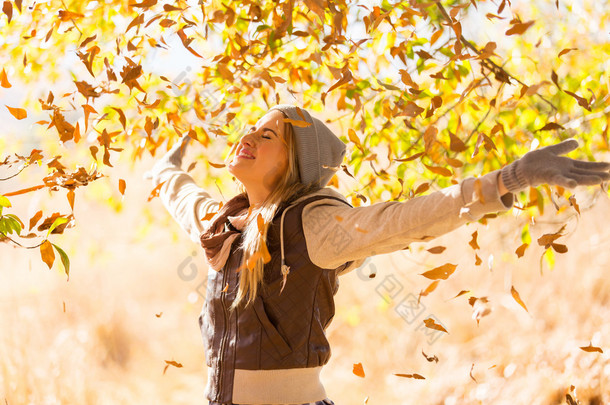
[51,243,70,278]
[4,214,22,235]
[47,217,69,237]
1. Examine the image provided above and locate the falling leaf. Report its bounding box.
[422,350,439,363]
[515,243,529,258]
[394,373,425,379]
[568,195,580,214]
[147,181,166,202]
[505,20,535,36]
[119,179,126,196]
[163,359,183,374]
[423,318,448,333]
[451,290,470,299]
[284,118,312,128]
[0,68,10,88]
[511,285,528,313]
[469,231,480,250]
[469,363,477,383]
[424,164,452,177]
[558,48,577,58]
[40,240,55,269]
[564,90,591,111]
[551,243,568,253]
[209,161,225,168]
[579,343,603,353]
[6,105,27,120]
[3,184,45,197]
[427,246,446,254]
[353,362,365,378]
[3,1,13,23]
[420,263,457,280]
[155,312,163,318]
[419,280,440,299]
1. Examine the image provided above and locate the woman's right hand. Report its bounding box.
[143,133,193,180]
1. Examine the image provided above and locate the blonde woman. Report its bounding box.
[148,105,609,405]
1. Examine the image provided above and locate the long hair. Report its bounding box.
[229,114,317,309]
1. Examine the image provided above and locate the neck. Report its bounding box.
[243,184,271,208]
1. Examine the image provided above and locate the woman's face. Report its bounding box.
[227,110,289,195]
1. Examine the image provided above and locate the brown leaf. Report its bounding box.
[414,183,429,195]
[551,70,560,88]
[394,152,423,162]
[564,90,591,111]
[3,1,12,23]
[558,48,577,58]
[40,240,55,269]
[515,243,529,258]
[208,161,225,169]
[579,343,603,353]
[448,131,466,152]
[421,263,457,280]
[130,0,157,7]
[352,362,365,378]
[505,20,535,36]
[394,373,425,379]
[6,105,27,120]
[423,318,448,333]
[422,350,439,363]
[0,68,11,88]
[551,243,568,253]
[537,122,564,131]
[469,363,477,383]
[419,280,440,299]
[427,246,446,254]
[568,195,580,214]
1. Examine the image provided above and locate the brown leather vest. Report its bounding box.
[198,194,352,404]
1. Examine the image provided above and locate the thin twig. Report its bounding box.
[0,232,47,249]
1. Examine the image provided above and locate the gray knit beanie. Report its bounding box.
[269,104,346,188]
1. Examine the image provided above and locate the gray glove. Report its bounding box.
[501,139,610,192]
[143,134,192,180]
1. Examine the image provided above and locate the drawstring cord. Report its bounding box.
[279,203,294,294]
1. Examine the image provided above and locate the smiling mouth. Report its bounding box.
[237,152,255,159]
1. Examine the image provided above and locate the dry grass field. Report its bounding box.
[1,155,609,405]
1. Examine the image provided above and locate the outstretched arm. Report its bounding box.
[145,134,220,244]
[302,139,610,274]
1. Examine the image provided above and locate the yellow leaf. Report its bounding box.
[511,285,528,313]
[6,105,27,120]
[40,240,55,269]
[352,362,365,378]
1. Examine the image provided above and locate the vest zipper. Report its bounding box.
[217,263,230,400]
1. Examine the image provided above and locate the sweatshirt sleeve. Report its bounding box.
[301,170,514,274]
[149,158,220,244]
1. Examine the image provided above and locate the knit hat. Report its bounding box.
[269,104,346,188]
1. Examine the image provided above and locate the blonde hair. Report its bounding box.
[229,116,316,309]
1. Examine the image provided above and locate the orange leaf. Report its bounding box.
[352,362,365,378]
[67,189,75,211]
[420,263,457,280]
[424,164,452,177]
[209,161,226,169]
[28,210,43,230]
[284,118,312,128]
[6,105,27,120]
[147,181,166,202]
[419,280,440,298]
[40,240,55,269]
[511,285,528,313]
[119,179,126,195]
[579,343,603,353]
[4,184,45,197]
[423,318,448,333]
[469,231,480,250]
[451,290,470,299]
[0,68,11,88]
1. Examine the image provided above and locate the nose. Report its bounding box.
[240,129,258,147]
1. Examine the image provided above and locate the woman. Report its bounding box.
[148,105,609,405]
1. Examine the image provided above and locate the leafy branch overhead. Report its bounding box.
[0,1,608,283]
